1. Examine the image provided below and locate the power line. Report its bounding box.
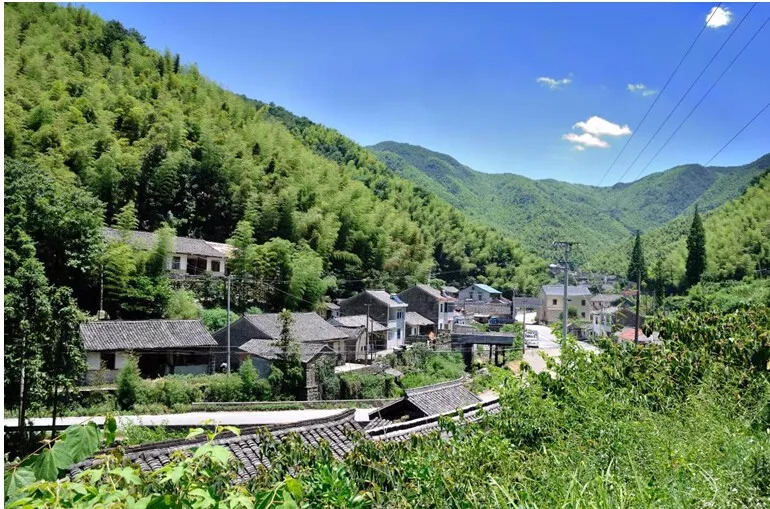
[596,3,723,186]
[632,15,770,181]
[704,102,770,166]
[613,3,757,185]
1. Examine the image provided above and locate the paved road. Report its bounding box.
[5,408,375,430]
[521,324,600,374]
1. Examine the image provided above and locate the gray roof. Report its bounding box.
[329,315,388,332]
[405,312,434,327]
[70,399,502,484]
[242,313,348,343]
[80,320,217,351]
[541,285,592,297]
[404,378,482,415]
[239,340,335,363]
[363,290,407,308]
[103,227,223,258]
[321,302,340,310]
[591,293,622,303]
[412,284,456,302]
[441,286,460,293]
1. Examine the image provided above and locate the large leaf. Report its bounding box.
[60,422,101,463]
[4,466,36,501]
[104,415,118,447]
[32,445,73,481]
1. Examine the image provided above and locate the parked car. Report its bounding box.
[489,316,516,326]
[525,329,539,348]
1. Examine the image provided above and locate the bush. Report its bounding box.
[239,360,270,401]
[115,355,142,410]
[204,374,244,402]
[165,289,201,319]
[316,358,340,400]
[340,372,401,399]
[142,377,202,408]
[201,307,238,332]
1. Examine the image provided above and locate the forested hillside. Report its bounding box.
[592,171,770,287]
[370,141,769,262]
[3,2,545,317]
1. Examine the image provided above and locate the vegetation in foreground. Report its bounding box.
[6,305,768,507]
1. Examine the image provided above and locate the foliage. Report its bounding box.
[165,288,202,319]
[684,205,707,288]
[627,230,647,282]
[140,377,202,408]
[339,372,401,399]
[399,354,466,389]
[664,279,770,313]
[200,307,238,331]
[115,355,141,410]
[120,424,187,447]
[203,373,244,402]
[315,357,341,400]
[271,310,304,398]
[239,360,272,401]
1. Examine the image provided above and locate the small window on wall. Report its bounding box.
[171,256,181,270]
[211,260,221,272]
[397,329,402,339]
[581,300,586,306]
[581,312,586,318]
[100,352,116,370]
[552,299,557,305]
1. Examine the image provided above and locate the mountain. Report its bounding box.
[3,2,545,308]
[369,141,770,265]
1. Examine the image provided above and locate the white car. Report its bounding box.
[525,330,539,348]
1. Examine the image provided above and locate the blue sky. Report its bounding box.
[82,3,769,185]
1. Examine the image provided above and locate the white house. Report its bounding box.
[339,290,408,350]
[458,283,505,304]
[103,227,230,276]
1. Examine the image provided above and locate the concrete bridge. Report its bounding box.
[451,332,519,369]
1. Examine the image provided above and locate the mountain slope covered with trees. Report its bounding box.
[3,2,546,313]
[369,141,769,262]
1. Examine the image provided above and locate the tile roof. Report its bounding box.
[69,410,363,483]
[329,315,388,332]
[405,312,434,327]
[541,285,592,297]
[404,378,482,415]
[243,313,349,343]
[364,290,407,308]
[414,284,456,302]
[441,286,460,294]
[239,340,336,363]
[103,227,223,258]
[80,320,217,351]
[70,400,503,484]
[591,293,622,304]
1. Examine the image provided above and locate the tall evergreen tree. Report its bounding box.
[684,205,707,288]
[627,231,647,283]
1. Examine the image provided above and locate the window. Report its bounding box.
[211,260,221,272]
[100,352,116,370]
[581,300,586,306]
[397,329,402,339]
[581,312,586,318]
[396,311,404,320]
[171,256,181,270]
[552,299,557,305]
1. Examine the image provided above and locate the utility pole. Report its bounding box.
[99,262,104,320]
[635,264,641,344]
[226,274,231,373]
[365,303,371,365]
[553,241,577,342]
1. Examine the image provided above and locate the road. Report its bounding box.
[5,408,375,430]
[521,324,600,374]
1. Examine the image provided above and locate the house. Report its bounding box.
[537,285,592,324]
[405,312,435,337]
[458,283,507,304]
[366,378,482,427]
[318,301,341,320]
[339,290,408,350]
[329,315,388,362]
[441,286,460,299]
[103,227,230,277]
[80,320,217,383]
[590,306,618,337]
[212,312,349,369]
[397,284,455,331]
[590,293,623,311]
[238,340,337,400]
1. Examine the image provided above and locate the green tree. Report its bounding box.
[684,206,707,288]
[165,289,201,319]
[627,230,647,283]
[274,310,304,399]
[116,355,142,410]
[114,200,138,234]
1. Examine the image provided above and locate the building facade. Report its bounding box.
[537,285,593,323]
[339,290,408,349]
[458,283,505,304]
[397,284,456,331]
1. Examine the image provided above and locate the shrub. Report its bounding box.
[115,355,142,410]
[201,307,238,332]
[204,374,244,402]
[340,372,401,399]
[165,289,201,319]
[148,377,202,407]
[316,358,340,400]
[239,360,270,401]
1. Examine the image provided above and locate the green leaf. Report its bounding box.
[33,445,73,481]
[208,445,232,465]
[4,466,36,501]
[60,422,101,462]
[186,428,206,440]
[104,415,118,446]
[220,425,241,437]
[284,477,304,501]
[112,466,142,485]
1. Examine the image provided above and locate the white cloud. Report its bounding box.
[573,115,632,137]
[536,76,572,89]
[627,83,657,97]
[706,6,731,28]
[562,132,609,149]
